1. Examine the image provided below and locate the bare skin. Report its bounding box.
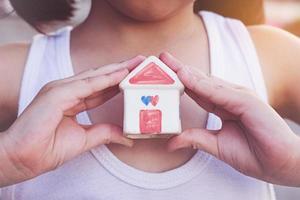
[0,0,300,186]
[161,52,300,186]
[0,56,145,187]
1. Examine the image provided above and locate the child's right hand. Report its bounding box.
[0,56,144,187]
[161,52,300,187]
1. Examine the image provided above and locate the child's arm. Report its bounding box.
[0,56,144,187]
[161,52,300,187]
[248,25,300,124]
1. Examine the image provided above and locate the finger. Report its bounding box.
[185,88,214,113]
[167,129,220,158]
[181,68,255,116]
[84,88,119,108]
[161,51,240,89]
[83,124,134,150]
[42,69,128,112]
[85,85,119,100]
[114,55,146,72]
[185,89,237,120]
[159,52,186,72]
[62,55,145,83]
[64,87,120,116]
[161,52,240,119]
[160,52,259,120]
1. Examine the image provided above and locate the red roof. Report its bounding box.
[129,62,175,85]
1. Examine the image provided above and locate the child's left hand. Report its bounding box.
[160,52,300,187]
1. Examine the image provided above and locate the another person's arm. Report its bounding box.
[161,51,300,187]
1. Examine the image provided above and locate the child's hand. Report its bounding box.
[160,53,300,187]
[0,56,144,187]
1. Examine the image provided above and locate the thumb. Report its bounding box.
[167,129,220,158]
[83,124,134,151]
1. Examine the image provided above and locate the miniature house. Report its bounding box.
[120,56,184,138]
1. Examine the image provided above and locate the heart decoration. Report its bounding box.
[141,96,151,106]
[141,95,159,106]
[151,95,159,106]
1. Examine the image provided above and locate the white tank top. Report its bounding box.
[1,11,276,200]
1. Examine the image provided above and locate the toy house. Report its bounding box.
[120,56,184,138]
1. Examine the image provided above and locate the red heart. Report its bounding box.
[151,95,159,106]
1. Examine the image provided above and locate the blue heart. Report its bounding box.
[141,96,151,106]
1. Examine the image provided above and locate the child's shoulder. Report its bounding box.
[247,25,300,117]
[0,42,30,130]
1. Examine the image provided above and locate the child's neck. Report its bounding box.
[72,0,201,61]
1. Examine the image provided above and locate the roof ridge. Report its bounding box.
[120,56,184,92]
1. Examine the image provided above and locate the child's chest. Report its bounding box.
[2,152,271,200]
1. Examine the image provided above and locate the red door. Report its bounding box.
[140,110,162,134]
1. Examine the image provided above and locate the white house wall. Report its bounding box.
[123,89,181,134]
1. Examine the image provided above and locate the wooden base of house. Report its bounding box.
[125,133,179,139]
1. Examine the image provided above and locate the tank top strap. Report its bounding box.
[18,27,73,116]
[200,11,268,103]
[200,11,275,199]
[18,33,47,116]
[199,11,270,130]
[225,19,269,103]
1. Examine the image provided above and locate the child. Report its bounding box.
[0,0,299,199]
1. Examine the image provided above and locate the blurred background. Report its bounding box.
[0,0,300,199]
